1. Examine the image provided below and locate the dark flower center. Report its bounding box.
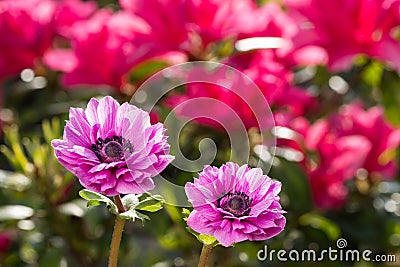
[104,141,123,159]
[91,135,133,163]
[218,191,252,217]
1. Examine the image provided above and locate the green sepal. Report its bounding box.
[134,195,164,212]
[182,208,220,247]
[79,189,118,215]
[119,209,150,225]
[79,190,165,223]
[118,194,164,223]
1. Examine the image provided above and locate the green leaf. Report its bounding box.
[380,70,400,125]
[129,60,170,81]
[119,209,138,221]
[186,227,220,247]
[135,211,150,222]
[299,213,341,241]
[42,117,61,145]
[0,145,18,169]
[185,226,198,237]
[182,208,191,221]
[38,249,61,267]
[78,189,118,215]
[215,38,235,57]
[22,137,47,171]
[361,60,383,87]
[79,189,108,202]
[105,203,118,215]
[198,234,217,246]
[86,200,101,208]
[119,209,150,225]
[79,191,163,222]
[118,194,162,223]
[2,125,31,173]
[134,195,164,212]
[271,159,313,213]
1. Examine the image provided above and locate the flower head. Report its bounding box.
[275,102,400,209]
[120,0,261,54]
[44,10,152,89]
[0,0,56,79]
[52,96,174,196]
[45,8,186,90]
[330,102,400,178]
[53,0,97,38]
[185,162,286,247]
[166,51,314,131]
[286,0,400,71]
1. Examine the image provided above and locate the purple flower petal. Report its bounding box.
[52,96,174,196]
[185,162,286,247]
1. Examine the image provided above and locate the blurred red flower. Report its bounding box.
[166,51,315,131]
[286,0,400,71]
[53,0,98,38]
[0,0,56,80]
[0,232,11,253]
[120,0,260,55]
[277,102,400,209]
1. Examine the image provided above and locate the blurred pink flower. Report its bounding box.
[274,112,309,152]
[232,2,328,68]
[165,64,271,131]
[330,102,400,178]
[45,8,187,90]
[166,51,315,130]
[120,0,190,51]
[276,102,400,209]
[120,0,260,55]
[239,2,297,40]
[51,96,174,196]
[240,51,316,116]
[0,0,56,79]
[185,0,257,47]
[0,232,11,253]
[185,162,286,247]
[44,10,152,89]
[53,0,97,38]
[306,120,372,209]
[285,0,400,71]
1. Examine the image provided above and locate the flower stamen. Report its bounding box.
[91,135,133,163]
[218,191,252,217]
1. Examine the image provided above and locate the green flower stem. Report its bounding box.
[198,244,213,267]
[108,195,126,267]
